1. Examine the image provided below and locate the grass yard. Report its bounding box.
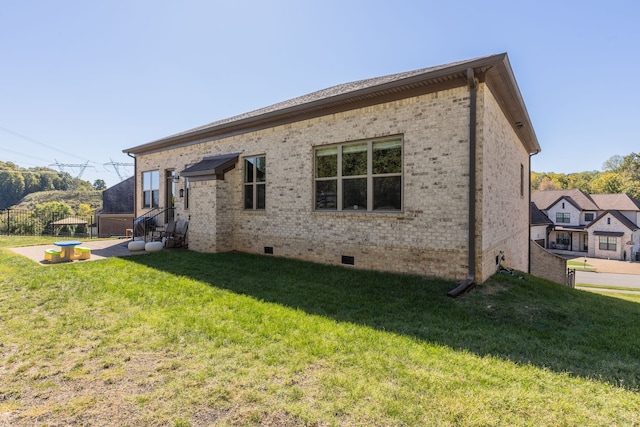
[567,260,597,272]
[1,236,640,426]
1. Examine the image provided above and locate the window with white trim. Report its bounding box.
[244,155,266,210]
[315,138,402,212]
[142,170,160,209]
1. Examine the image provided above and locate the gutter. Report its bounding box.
[127,152,137,219]
[447,68,478,297]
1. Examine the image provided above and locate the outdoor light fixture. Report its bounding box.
[172,175,180,184]
[179,188,184,198]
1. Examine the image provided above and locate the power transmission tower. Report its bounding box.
[104,158,134,181]
[49,160,94,179]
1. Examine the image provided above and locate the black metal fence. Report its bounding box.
[0,208,96,238]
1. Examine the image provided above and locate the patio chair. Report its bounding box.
[165,220,188,248]
[152,220,176,242]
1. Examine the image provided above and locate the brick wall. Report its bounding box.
[135,82,530,282]
[477,85,531,280]
[97,214,133,238]
[530,240,568,285]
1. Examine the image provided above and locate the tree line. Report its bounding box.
[0,161,107,209]
[532,152,640,199]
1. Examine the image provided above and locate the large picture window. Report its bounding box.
[599,236,617,251]
[244,155,266,210]
[315,138,402,212]
[142,170,160,209]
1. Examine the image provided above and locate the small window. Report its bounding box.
[244,155,266,210]
[142,170,160,209]
[584,212,595,222]
[556,212,570,224]
[599,236,616,251]
[607,217,611,225]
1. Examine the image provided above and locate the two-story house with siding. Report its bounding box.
[531,189,640,261]
[123,53,541,286]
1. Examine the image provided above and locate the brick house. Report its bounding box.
[531,189,640,261]
[123,53,540,284]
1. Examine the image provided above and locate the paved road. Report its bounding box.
[575,271,640,288]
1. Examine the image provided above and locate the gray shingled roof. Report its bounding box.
[589,194,640,211]
[124,53,540,156]
[587,210,639,231]
[531,189,599,211]
[532,190,640,212]
[530,202,553,226]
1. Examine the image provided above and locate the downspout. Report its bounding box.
[447,68,477,297]
[528,150,541,274]
[127,152,137,225]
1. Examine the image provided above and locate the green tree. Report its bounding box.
[590,172,623,194]
[566,171,599,193]
[603,155,624,172]
[32,201,74,235]
[93,179,107,190]
[0,169,25,209]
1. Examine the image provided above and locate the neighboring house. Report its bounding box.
[96,176,135,237]
[123,53,540,284]
[531,189,640,261]
[530,202,553,248]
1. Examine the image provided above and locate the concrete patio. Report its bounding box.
[9,239,150,265]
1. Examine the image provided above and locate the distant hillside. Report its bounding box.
[10,190,102,212]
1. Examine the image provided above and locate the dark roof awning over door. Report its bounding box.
[180,153,240,181]
[592,231,625,237]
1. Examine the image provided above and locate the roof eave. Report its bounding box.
[124,53,540,156]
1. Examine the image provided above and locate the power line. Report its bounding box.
[0,124,97,164]
[103,158,134,181]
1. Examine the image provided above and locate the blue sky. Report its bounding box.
[1,0,639,188]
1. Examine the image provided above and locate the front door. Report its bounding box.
[581,233,588,252]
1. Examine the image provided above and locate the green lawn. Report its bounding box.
[567,260,597,271]
[1,237,640,426]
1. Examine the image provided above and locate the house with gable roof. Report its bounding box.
[123,53,541,285]
[531,189,640,261]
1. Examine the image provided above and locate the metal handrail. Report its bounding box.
[132,207,175,241]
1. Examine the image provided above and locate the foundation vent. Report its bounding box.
[341,255,355,265]
[264,246,274,255]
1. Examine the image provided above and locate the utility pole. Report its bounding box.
[49,160,94,179]
[104,158,134,181]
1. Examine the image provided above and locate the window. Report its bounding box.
[556,232,570,247]
[244,155,266,210]
[315,138,402,212]
[584,212,595,222]
[520,164,524,197]
[556,212,570,223]
[142,170,160,209]
[599,236,617,251]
